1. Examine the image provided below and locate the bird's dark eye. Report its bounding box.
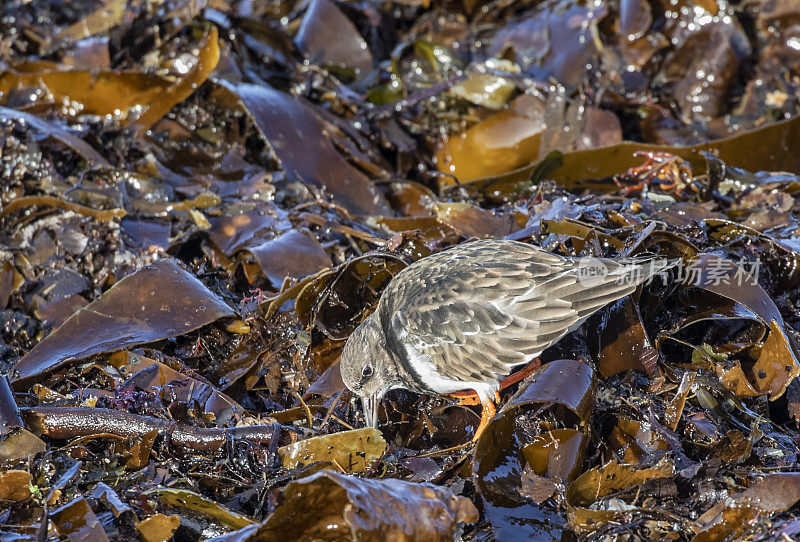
[361,365,374,379]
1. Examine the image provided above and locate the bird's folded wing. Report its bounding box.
[390,259,652,384]
[392,301,558,382]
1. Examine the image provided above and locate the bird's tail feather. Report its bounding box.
[565,255,678,320]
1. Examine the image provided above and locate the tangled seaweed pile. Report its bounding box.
[1,0,800,539]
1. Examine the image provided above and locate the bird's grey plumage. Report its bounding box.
[340,239,673,425]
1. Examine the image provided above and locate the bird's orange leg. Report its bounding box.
[497,358,541,389]
[473,395,498,442]
[447,359,542,441]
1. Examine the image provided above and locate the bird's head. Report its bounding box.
[340,315,396,428]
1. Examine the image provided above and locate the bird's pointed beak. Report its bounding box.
[361,392,385,428]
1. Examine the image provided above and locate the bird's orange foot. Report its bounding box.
[472,397,497,442]
[449,389,481,406]
[448,359,542,441]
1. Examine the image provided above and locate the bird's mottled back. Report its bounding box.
[377,240,568,315]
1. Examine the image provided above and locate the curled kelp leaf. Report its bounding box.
[676,254,800,401]
[749,320,800,400]
[684,253,783,325]
[569,116,800,184]
[297,253,407,339]
[473,359,595,539]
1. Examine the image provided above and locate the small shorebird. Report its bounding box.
[340,239,671,441]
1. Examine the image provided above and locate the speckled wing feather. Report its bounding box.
[380,240,667,387]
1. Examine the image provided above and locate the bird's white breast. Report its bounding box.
[403,342,497,403]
